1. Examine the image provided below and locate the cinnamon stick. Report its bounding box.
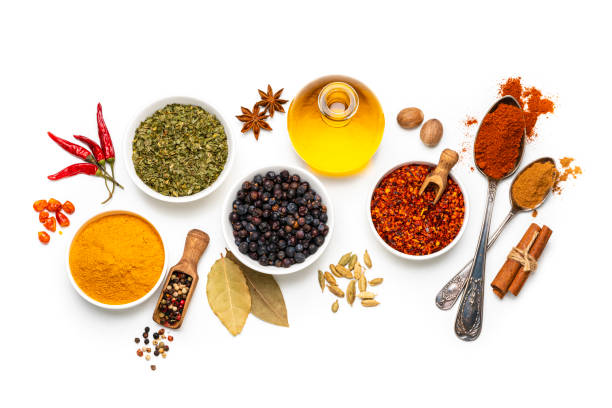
[508,225,552,296]
[490,223,541,299]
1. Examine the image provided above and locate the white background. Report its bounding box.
[1,1,609,406]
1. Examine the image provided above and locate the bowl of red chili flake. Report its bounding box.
[369,162,468,260]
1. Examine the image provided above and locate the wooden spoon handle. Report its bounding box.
[179,229,210,267]
[432,148,459,177]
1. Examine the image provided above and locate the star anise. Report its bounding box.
[236,104,272,140]
[255,85,288,117]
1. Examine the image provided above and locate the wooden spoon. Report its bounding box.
[418,148,459,205]
[152,229,210,329]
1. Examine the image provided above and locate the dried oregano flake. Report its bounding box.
[133,104,228,197]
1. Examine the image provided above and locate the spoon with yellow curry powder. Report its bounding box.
[435,157,557,310]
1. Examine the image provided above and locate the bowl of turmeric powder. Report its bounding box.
[66,210,168,309]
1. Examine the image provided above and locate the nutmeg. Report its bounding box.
[420,119,443,147]
[397,107,424,129]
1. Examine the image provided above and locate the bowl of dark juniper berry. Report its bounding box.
[222,165,334,275]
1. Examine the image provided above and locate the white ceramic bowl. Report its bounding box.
[66,210,168,309]
[124,96,234,203]
[367,161,470,261]
[222,165,334,275]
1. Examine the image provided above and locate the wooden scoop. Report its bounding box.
[418,148,459,205]
[152,229,210,329]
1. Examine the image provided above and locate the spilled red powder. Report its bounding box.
[464,116,478,127]
[498,77,555,141]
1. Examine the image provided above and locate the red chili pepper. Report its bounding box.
[97,103,118,202]
[47,163,123,188]
[97,103,115,163]
[48,132,97,165]
[73,135,105,165]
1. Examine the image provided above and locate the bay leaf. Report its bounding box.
[227,251,289,327]
[206,255,251,336]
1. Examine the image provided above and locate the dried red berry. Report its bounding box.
[38,231,50,244]
[43,216,57,232]
[33,200,48,212]
[47,198,61,212]
[56,211,70,227]
[62,200,75,214]
[39,211,50,223]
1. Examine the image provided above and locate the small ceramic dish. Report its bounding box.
[66,210,168,310]
[222,165,334,275]
[367,161,470,261]
[124,96,234,203]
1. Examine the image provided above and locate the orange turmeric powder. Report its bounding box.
[69,213,165,305]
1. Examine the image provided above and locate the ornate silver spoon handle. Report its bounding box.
[435,208,518,310]
[455,179,497,341]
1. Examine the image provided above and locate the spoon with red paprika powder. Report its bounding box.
[436,157,555,310]
[455,96,525,341]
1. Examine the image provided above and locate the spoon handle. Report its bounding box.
[435,208,518,310]
[455,179,497,341]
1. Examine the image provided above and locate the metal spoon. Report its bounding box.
[454,96,526,341]
[435,157,555,310]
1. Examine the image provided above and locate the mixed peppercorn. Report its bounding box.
[33,198,75,244]
[229,170,329,267]
[370,164,465,255]
[156,272,192,327]
[134,326,174,371]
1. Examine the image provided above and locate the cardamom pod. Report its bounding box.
[364,250,372,268]
[327,284,345,298]
[318,270,325,292]
[361,299,380,307]
[354,263,363,280]
[338,252,352,266]
[357,291,376,299]
[336,264,353,279]
[348,254,358,270]
[347,280,356,306]
[358,275,367,292]
[331,299,339,313]
[369,278,383,286]
[330,264,342,278]
[324,271,337,286]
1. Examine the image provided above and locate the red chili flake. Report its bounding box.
[370,164,465,256]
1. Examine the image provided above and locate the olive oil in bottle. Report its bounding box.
[287,75,385,176]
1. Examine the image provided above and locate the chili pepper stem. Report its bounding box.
[109,159,116,196]
[95,170,124,189]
